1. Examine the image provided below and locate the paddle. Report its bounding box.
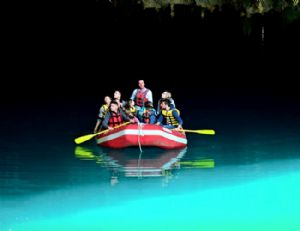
[180,129,215,135]
[74,122,130,144]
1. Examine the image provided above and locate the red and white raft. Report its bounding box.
[96,124,187,149]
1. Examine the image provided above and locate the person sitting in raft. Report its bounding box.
[156,99,183,131]
[142,101,157,124]
[157,91,176,115]
[124,99,139,123]
[124,99,137,117]
[102,100,134,131]
[113,90,126,110]
[93,96,112,133]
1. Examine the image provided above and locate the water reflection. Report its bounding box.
[74,146,214,185]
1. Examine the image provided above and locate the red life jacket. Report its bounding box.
[108,111,123,127]
[135,89,149,107]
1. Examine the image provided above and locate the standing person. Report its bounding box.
[130,80,153,109]
[93,96,112,133]
[156,99,183,131]
[102,100,133,131]
[130,80,153,120]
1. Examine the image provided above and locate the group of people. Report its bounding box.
[93,80,183,133]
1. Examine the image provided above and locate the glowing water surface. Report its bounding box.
[1,104,300,231]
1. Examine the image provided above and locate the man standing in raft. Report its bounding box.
[130,80,153,121]
[130,80,153,110]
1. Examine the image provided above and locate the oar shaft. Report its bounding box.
[180,129,215,135]
[74,121,131,144]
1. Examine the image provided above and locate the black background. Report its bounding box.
[3,1,300,110]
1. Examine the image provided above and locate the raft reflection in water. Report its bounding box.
[74,146,214,184]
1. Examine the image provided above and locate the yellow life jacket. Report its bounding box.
[101,104,109,118]
[161,109,180,126]
[124,106,137,119]
[129,106,136,114]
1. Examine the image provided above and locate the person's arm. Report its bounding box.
[146,89,153,103]
[101,113,111,129]
[130,89,137,101]
[156,114,163,125]
[170,98,176,109]
[150,112,157,124]
[120,109,131,122]
[172,110,183,127]
[94,120,101,133]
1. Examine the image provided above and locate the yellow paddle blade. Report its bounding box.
[74,121,131,144]
[181,129,215,135]
[74,133,98,144]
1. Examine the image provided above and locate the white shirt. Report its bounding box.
[130,88,153,103]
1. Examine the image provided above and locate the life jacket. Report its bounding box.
[161,109,180,126]
[135,89,149,107]
[97,105,109,123]
[99,104,109,119]
[124,106,137,119]
[142,110,151,124]
[102,104,109,111]
[129,106,136,114]
[108,111,123,127]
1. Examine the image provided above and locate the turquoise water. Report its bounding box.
[1,102,300,231]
